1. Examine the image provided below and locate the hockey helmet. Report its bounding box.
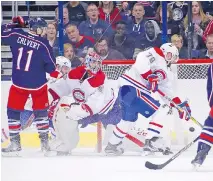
[28,17,47,35]
[160,43,179,64]
[56,56,72,68]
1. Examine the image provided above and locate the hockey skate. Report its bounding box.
[105,141,124,156]
[191,142,211,169]
[141,137,173,156]
[2,135,22,157]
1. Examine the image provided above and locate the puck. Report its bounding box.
[189,127,195,132]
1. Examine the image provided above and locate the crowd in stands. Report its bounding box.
[3,1,213,69]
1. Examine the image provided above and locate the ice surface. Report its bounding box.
[1,75,213,181]
[2,147,213,181]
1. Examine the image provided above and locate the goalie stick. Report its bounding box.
[145,89,203,170]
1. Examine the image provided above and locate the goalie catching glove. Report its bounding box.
[170,97,191,121]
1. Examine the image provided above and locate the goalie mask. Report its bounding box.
[84,52,102,74]
[56,56,71,74]
[160,43,179,64]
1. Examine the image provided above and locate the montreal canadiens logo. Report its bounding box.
[72,89,85,103]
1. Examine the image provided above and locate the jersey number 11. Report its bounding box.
[17,47,33,71]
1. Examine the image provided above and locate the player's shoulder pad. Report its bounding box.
[153,47,165,58]
[87,70,105,88]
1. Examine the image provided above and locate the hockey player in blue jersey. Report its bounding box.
[191,62,213,168]
[1,16,60,156]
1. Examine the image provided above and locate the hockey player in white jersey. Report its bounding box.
[47,56,71,84]
[46,52,116,156]
[104,43,192,156]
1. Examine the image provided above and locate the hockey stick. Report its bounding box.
[145,136,200,170]
[1,128,9,143]
[145,89,203,170]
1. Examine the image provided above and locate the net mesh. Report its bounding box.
[102,64,131,80]
[177,64,209,79]
[102,63,210,80]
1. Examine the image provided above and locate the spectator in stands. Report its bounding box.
[120,1,132,23]
[46,22,58,57]
[55,7,70,27]
[171,34,188,59]
[184,1,209,50]
[127,3,146,41]
[199,34,213,59]
[109,21,134,59]
[85,1,99,7]
[168,1,188,24]
[55,7,73,36]
[64,43,82,68]
[203,20,213,42]
[156,5,182,41]
[137,1,160,20]
[64,1,88,26]
[65,24,95,58]
[201,2,213,17]
[95,37,126,60]
[133,20,162,59]
[121,1,159,20]
[98,1,122,29]
[78,3,113,41]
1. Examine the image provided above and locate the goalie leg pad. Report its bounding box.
[52,107,80,152]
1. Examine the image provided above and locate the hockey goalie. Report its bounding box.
[46,52,116,156]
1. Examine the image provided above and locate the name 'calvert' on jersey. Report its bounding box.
[1,24,56,89]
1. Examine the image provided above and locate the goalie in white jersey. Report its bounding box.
[46,52,116,156]
[105,43,192,156]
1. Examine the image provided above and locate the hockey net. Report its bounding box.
[96,59,212,152]
[102,59,211,79]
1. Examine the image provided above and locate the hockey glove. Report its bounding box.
[170,97,191,121]
[147,74,159,93]
[48,99,60,120]
[12,16,28,28]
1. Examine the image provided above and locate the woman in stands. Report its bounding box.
[46,22,58,57]
[98,1,122,29]
[155,5,181,42]
[63,43,82,68]
[184,1,209,50]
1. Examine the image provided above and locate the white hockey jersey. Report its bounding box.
[118,47,174,100]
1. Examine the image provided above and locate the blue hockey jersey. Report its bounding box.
[207,63,213,107]
[1,24,56,89]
